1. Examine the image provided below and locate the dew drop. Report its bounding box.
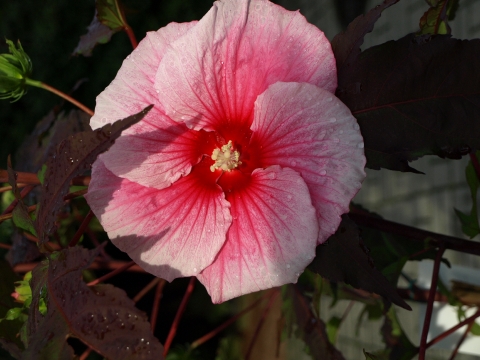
[290,160,297,167]
[339,130,344,134]
[326,97,333,102]
[287,194,292,200]
[286,264,291,269]
[320,170,327,176]
[193,267,197,273]
[332,137,339,143]
[101,118,107,123]
[268,172,276,180]
[354,124,360,130]
[330,117,337,123]
[358,143,364,149]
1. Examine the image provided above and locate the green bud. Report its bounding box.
[0,39,33,102]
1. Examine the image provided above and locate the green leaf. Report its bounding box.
[36,165,47,186]
[308,215,411,310]
[454,156,480,238]
[418,0,459,35]
[23,246,164,359]
[34,105,153,244]
[0,39,32,102]
[326,316,342,345]
[470,321,480,336]
[337,34,480,172]
[96,0,127,31]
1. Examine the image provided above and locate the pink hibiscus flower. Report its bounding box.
[85,0,366,303]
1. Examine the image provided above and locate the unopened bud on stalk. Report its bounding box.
[0,39,33,102]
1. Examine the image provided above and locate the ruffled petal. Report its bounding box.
[90,22,206,189]
[155,0,336,131]
[197,166,318,303]
[91,21,197,129]
[100,120,215,189]
[250,82,366,243]
[85,159,232,282]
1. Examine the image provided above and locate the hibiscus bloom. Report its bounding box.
[85,0,366,303]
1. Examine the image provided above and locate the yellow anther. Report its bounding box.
[210,140,241,172]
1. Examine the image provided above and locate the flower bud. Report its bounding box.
[0,39,33,102]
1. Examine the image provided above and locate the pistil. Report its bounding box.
[210,140,241,172]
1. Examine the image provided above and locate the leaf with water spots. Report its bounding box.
[23,246,163,359]
[73,12,116,57]
[337,34,480,172]
[309,215,411,310]
[34,105,153,245]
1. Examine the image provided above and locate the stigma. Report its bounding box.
[210,140,241,172]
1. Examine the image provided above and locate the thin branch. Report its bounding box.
[163,277,196,357]
[133,277,161,303]
[64,188,88,201]
[0,170,90,187]
[124,25,138,49]
[0,183,27,193]
[14,260,145,274]
[2,184,35,215]
[0,243,12,250]
[426,309,480,349]
[0,204,36,224]
[419,246,446,360]
[349,211,480,256]
[191,291,271,350]
[245,290,280,360]
[86,260,136,286]
[68,210,94,247]
[26,79,94,116]
[448,319,475,360]
[79,347,92,360]
[150,279,167,332]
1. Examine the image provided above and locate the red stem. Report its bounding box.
[190,291,271,349]
[245,290,279,360]
[448,319,475,360]
[2,184,35,215]
[419,246,446,360]
[0,204,36,223]
[0,243,12,250]
[426,309,480,349]
[79,347,92,360]
[150,279,166,332]
[133,277,161,304]
[37,82,94,116]
[470,153,480,181]
[86,260,135,286]
[124,25,138,49]
[14,260,145,274]
[68,210,94,247]
[163,277,196,357]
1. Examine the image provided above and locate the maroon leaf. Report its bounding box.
[337,34,480,172]
[332,0,399,72]
[286,285,345,360]
[34,105,153,244]
[73,12,116,57]
[308,216,411,310]
[24,247,163,359]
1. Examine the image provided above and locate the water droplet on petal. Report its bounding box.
[290,160,297,167]
[354,124,360,130]
[286,264,291,269]
[268,172,276,180]
[287,194,292,200]
[320,170,327,176]
[326,97,333,102]
[358,143,364,149]
[330,117,337,123]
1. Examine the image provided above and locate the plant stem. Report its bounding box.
[0,243,11,250]
[245,290,280,360]
[2,184,35,216]
[87,260,135,286]
[14,259,145,273]
[68,210,94,247]
[124,25,138,49]
[191,292,271,350]
[470,152,480,181]
[0,170,90,186]
[0,204,36,224]
[79,347,92,360]
[133,277,161,303]
[63,188,88,201]
[150,279,167,332]
[163,277,196,357]
[448,319,475,360]
[426,309,480,349]
[349,211,480,256]
[419,245,445,360]
[25,78,94,116]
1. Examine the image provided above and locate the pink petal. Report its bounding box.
[155,0,336,131]
[90,22,207,189]
[91,21,197,130]
[100,120,215,189]
[250,82,366,243]
[85,159,232,282]
[197,166,318,303]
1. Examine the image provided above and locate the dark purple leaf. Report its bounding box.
[380,307,418,360]
[24,247,163,359]
[337,34,480,172]
[308,215,411,310]
[34,105,153,244]
[6,232,41,267]
[73,13,116,57]
[286,285,345,360]
[332,0,399,72]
